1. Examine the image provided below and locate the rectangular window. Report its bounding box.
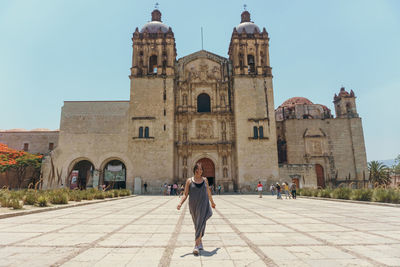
[23,143,29,151]
[49,143,54,150]
[164,124,166,131]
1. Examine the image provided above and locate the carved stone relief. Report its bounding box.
[196,120,214,139]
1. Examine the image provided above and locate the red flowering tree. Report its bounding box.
[0,143,43,188]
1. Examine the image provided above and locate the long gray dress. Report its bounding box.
[189,177,213,240]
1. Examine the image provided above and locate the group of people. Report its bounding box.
[162,183,185,196]
[270,182,297,199]
[162,182,223,196]
[257,181,297,199]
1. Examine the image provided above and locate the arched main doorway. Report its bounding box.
[316,164,325,188]
[71,160,94,190]
[103,160,126,189]
[196,158,215,187]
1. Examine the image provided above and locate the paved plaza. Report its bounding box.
[0,195,399,266]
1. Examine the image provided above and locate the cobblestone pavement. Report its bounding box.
[0,195,399,267]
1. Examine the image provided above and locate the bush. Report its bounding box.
[10,198,23,209]
[0,196,11,207]
[318,188,332,198]
[37,195,48,207]
[332,187,351,199]
[311,189,319,197]
[300,188,313,196]
[24,191,38,205]
[94,191,105,199]
[373,188,400,203]
[351,189,373,201]
[68,190,82,202]
[105,191,114,198]
[48,191,69,204]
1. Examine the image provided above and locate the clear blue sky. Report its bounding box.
[1,0,399,161]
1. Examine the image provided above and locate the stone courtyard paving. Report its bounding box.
[0,195,399,267]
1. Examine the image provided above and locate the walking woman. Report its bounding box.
[177,163,216,255]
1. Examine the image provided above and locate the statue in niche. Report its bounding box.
[222,156,227,165]
[183,156,187,166]
[223,167,228,178]
[221,121,226,130]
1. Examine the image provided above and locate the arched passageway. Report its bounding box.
[196,158,215,187]
[103,160,126,189]
[70,160,94,190]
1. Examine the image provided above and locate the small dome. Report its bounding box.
[236,11,260,34]
[141,21,169,33]
[237,22,260,34]
[140,9,169,33]
[279,97,313,108]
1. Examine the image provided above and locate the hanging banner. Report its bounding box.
[107,164,122,172]
[104,168,125,182]
[69,170,79,189]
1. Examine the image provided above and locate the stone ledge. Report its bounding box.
[298,195,400,208]
[0,195,137,220]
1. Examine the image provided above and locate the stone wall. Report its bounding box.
[233,76,279,191]
[42,101,131,189]
[0,131,59,154]
[280,117,368,184]
[279,164,317,188]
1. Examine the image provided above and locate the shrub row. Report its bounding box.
[0,188,131,210]
[298,187,400,204]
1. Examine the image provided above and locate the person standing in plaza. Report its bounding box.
[173,183,178,195]
[276,183,282,199]
[217,184,222,195]
[290,182,297,199]
[177,163,216,255]
[270,184,275,196]
[257,181,263,198]
[144,181,147,193]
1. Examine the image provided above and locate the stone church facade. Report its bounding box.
[1,9,368,192]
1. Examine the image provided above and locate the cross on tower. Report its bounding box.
[155,2,159,9]
[243,4,247,11]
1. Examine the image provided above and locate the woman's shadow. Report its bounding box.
[181,247,220,257]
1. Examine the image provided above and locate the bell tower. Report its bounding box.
[130,9,176,77]
[128,9,176,188]
[333,87,359,118]
[228,11,272,76]
[229,10,279,191]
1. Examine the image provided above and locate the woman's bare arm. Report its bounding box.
[177,178,191,210]
[204,178,216,209]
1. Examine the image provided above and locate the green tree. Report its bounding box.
[393,154,400,175]
[0,143,43,188]
[368,160,391,186]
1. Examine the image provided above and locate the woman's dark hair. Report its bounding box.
[193,163,202,174]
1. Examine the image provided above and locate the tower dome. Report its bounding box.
[236,11,260,34]
[140,9,170,33]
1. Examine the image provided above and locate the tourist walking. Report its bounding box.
[177,163,216,255]
[257,181,263,198]
[276,183,282,199]
[217,184,222,195]
[283,182,290,199]
[270,184,275,195]
[173,183,178,195]
[290,182,297,199]
[167,184,171,196]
